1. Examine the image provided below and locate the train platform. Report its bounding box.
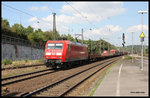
[92,56,149,96]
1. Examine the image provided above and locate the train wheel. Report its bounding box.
[61,63,67,70]
[67,62,71,69]
[45,62,50,67]
[51,63,57,70]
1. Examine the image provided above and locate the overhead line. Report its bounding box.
[2,3,51,24]
[65,2,97,29]
[2,3,34,17]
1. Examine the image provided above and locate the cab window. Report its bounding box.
[47,43,55,49]
[47,43,63,49]
[56,43,63,49]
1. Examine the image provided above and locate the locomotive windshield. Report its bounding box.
[47,43,63,49]
[47,43,55,49]
[55,43,63,49]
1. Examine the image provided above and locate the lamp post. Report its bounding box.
[138,10,147,71]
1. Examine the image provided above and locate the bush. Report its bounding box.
[2,59,12,65]
[24,59,28,63]
[125,55,135,60]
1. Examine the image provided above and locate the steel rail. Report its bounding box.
[60,58,119,96]
[2,69,58,86]
[21,57,119,97]
[2,64,44,70]
[2,68,52,81]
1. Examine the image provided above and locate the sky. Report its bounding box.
[1,1,149,47]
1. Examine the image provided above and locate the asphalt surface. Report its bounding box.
[93,56,149,96]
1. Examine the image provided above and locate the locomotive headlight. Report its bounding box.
[46,53,51,55]
[56,53,62,55]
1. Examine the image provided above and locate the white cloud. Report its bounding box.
[28,2,126,36]
[127,24,148,33]
[84,25,122,40]
[28,6,38,11]
[30,16,69,33]
[42,15,53,23]
[31,23,40,30]
[28,17,38,22]
[31,21,51,31]
[61,2,126,22]
[40,6,49,11]
[28,6,50,12]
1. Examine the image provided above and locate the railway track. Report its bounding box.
[2,68,56,86]
[21,57,120,97]
[2,56,121,97]
[2,64,44,70]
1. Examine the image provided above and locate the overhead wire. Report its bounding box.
[65,2,97,29]
[2,3,52,25]
[65,2,97,42]
[2,2,103,41]
[65,2,113,51]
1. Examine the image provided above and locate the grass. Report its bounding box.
[1,59,44,68]
[124,55,136,60]
[1,59,46,78]
[2,66,48,78]
[2,59,12,66]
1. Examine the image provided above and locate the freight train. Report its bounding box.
[44,40,122,69]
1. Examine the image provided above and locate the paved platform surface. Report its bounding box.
[93,56,149,96]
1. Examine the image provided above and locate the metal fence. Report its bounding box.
[1,34,45,49]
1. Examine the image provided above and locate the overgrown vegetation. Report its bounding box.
[2,59,13,65]
[1,59,44,68]
[119,45,148,54]
[124,55,135,60]
[2,18,117,54]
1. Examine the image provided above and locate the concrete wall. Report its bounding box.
[1,43,45,61]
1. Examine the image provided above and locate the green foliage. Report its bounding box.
[1,18,10,29]
[1,18,14,36]
[119,45,148,54]
[1,18,117,53]
[2,59,13,65]
[42,31,53,41]
[27,32,36,44]
[145,48,149,54]
[24,59,29,63]
[86,39,116,54]
[11,23,27,39]
[25,26,34,35]
[125,55,135,60]
[61,34,75,41]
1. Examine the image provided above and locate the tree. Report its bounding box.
[27,32,36,44]
[42,31,53,41]
[1,18,10,29]
[1,18,12,36]
[11,23,27,39]
[55,30,60,40]
[25,26,34,35]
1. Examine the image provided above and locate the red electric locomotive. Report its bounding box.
[110,49,120,56]
[101,50,109,56]
[44,40,88,69]
[110,49,116,55]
